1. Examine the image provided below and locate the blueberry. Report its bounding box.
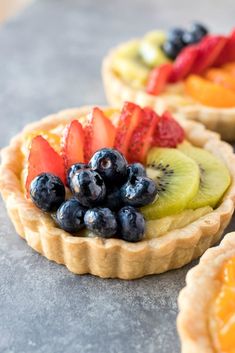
[55,199,87,233]
[30,173,65,212]
[182,31,200,45]
[70,169,106,207]
[121,176,158,207]
[191,22,208,38]
[127,163,146,178]
[117,206,145,242]
[89,148,128,185]
[167,28,185,43]
[84,208,117,238]
[67,163,88,186]
[101,186,123,211]
[162,40,184,60]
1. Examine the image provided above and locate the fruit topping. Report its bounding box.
[55,199,87,233]
[169,45,198,82]
[89,148,127,185]
[26,135,65,196]
[146,63,173,95]
[178,143,231,208]
[69,168,106,207]
[139,31,168,68]
[191,35,226,74]
[163,23,208,60]
[214,29,235,66]
[62,120,84,169]
[162,39,184,61]
[30,173,65,212]
[114,101,143,156]
[101,186,123,211]
[142,148,200,219]
[84,107,116,161]
[67,162,88,186]
[222,62,235,77]
[127,107,160,163]
[120,175,157,207]
[185,74,235,108]
[182,22,208,45]
[152,111,185,148]
[204,68,235,91]
[127,163,146,178]
[145,206,212,239]
[117,206,145,242]
[84,208,117,238]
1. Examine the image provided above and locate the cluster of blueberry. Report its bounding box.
[162,22,208,60]
[30,148,158,242]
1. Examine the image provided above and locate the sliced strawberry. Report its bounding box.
[114,102,144,157]
[83,124,93,163]
[146,63,173,95]
[84,107,116,162]
[169,45,198,83]
[215,29,235,66]
[61,120,85,169]
[127,107,160,164]
[25,135,65,197]
[191,35,226,74]
[152,111,185,148]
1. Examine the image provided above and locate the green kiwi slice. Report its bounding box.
[178,144,231,209]
[141,148,200,220]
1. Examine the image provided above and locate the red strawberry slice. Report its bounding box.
[127,107,160,164]
[146,63,173,95]
[114,101,144,157]
[191,35,226,74]
[25,135,65,197]
[152,111,185,148]
[169,45,198,83]
[62,120,85,169]
[215,29,235,66]
[84,107,116,162]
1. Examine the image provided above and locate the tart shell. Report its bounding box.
[177,231,235,353]
[102,49,235,141]
[1,107,235,279]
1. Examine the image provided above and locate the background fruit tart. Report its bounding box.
[178,231,235,353]
[0,102,235,279]
[102,24,235,141]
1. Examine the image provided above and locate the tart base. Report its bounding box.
[102,51,235,141]
[1,107,235,279]
[177,232,235,353]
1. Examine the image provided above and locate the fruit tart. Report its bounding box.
[178,232,235,353]
[102,24,235,141]
[0,102,235,279]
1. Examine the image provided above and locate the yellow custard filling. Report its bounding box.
[211,257,235,352]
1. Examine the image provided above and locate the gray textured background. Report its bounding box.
[0,1,235,352]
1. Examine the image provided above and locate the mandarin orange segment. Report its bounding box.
[222,62,235,77]
[218,318,235,351]
[213,257,235,353]
[204,68,235,91]
[214,286,235,322]
[185,75,235,108]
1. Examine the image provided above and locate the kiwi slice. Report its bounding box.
[145,206,213,238]
[139,30,169,68]
[141,148,200,220]
[178,144,231,209]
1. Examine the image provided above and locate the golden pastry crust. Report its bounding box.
[102,49,235,141]
[177,231,235,353]
[1,107,235,279]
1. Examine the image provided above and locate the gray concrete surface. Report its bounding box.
[0,1,235,352]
